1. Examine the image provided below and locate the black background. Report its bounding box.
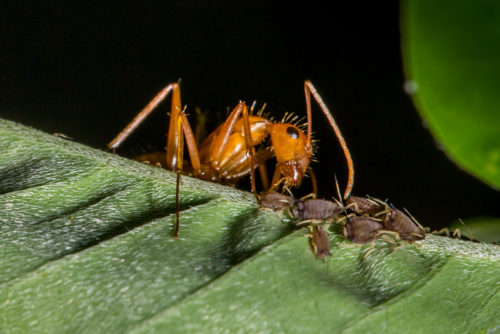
[2,1,499,230]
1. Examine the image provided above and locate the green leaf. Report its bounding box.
[1,118,499,333]
[401,0,500,189]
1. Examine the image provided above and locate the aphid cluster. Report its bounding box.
[261,192,426,260]
[345,196,425,243]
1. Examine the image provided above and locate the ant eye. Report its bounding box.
[286,126,299,139]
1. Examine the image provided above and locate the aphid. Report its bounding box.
[344,195,426,242]
[343,216,383,244]
[108,80,353,237]
[432,219,479,242]
[260,191,295,210]
[345,196,387,216]
[292,198,343,221]
[309,225,331,261]
[383,208,425,241]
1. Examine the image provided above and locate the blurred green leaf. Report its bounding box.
[401,0,500,189]
[0,118,499,333]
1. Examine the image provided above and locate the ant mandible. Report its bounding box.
[108,80,354,238]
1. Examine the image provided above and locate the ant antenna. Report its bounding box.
[305,80,354,200]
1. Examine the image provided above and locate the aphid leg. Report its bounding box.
[334,213,356,225]
[300,193,317,200]
[376,230,400,242]
[305,80,354,200]
[452,228,462,239]
[379,235,401,249]
[373,209,392,218]
[414,242,424,256]
[362,241,376,260]
[283,185,295,197]
[433,228,451,237]
[338,242,361,249]
[305,225,314,238]
[296,219,317,227]
[108,83,179,152]
[307,226,319,257]
[457,218,480,242]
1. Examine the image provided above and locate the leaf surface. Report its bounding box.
[0,119,499,333]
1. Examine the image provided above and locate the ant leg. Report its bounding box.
[170,107,205,238]
[160,85,185,239]
[240,103,259,202]
[193,107,208,146]
[179,111,201,173]
[172,110,206,238]
[108,83,178,152]
[162,88,202,238]
[173,111,184,239]
[208,102,259,202]
[304,80,354,200]
[307,167,319,197]
[258,163,270,192]
[165,84,184,170]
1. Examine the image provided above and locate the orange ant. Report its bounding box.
[108,80,354,238]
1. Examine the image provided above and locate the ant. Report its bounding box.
[108,80,354,238]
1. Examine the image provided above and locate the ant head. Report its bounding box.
[270,123,312,187]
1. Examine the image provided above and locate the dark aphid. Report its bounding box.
[345,195,386,216]
[292,199,343,220]
[310,225,331,260]
[343,216,383,244]
[383,209,425,241]
[260,191,295,210]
